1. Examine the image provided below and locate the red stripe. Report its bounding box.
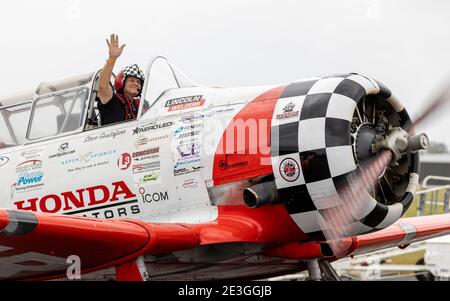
[212,86,286,185]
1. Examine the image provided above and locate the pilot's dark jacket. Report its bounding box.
[96,92,139,125]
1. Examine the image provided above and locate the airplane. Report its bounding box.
[0,56,449,281]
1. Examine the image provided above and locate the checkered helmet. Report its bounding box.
[115,64,145,94]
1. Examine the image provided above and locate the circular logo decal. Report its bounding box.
[279,158,300,182]
[117,153,132,170]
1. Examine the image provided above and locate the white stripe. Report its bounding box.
[349,193,378,220]
[406,173,419,193]
[347,74,379,95]
[291,211,325,233]
[387,95,405,112]
[376,203,403,229]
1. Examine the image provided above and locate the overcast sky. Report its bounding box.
[1,0,450,144]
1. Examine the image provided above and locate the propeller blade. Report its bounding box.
[318,77,450,258]
[411,78,450,132]
[319,150,393,258]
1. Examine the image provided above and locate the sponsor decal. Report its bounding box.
[174,166,202,176]
[132,161,160,174]
[132,122,173,135]
[11,160,45,197]
[174,123,202,134]
[177,137,201,145]
[174,158,202,169]
[20,147,46,159]
[136,172,160,184]
[14,181,138,216]
[134,154,159,162]
[61,150,117,166]
[132,147,160,161]
[117,153,132,170]
[206,107,236,117]
[177,143,200,158]
[83,205,140,219]
[182,179,199,189]
[180,113,205,123]
[138,187,169,204]
[276,101,299,120]
[0,156,10,168]
[143,173,159,182]
[134,134,169,149]
[59,143,68,152]
[79,152,92,162]
[15,160,42,173]
[279,158,300,182]
[49,143,75,158]
[165,95,206,112]
[11,172,45,197]
[17,171,44,187]
[134,172,160,185]
[83,129,126,143]
[175,131,201,139]
[218,160,248,170]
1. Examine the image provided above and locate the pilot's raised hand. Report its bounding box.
[106,33,126,60]
[98,34,125,104]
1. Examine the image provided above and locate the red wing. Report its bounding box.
[352,213,450,256]
[0,209,199,280]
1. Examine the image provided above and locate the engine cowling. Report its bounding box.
[246,73,419,238]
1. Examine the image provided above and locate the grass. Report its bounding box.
[389,250,425,265]
[403,189,447,217]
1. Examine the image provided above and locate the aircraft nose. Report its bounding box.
[266,74,418,238]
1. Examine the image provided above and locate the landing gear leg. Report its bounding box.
[306,259,321,281]
[306,259,341,281]
[318,259,341,281]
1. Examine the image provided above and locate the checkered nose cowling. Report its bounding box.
[269,74,419,239]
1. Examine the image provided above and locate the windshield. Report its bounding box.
[139,56,198,117]
[0,102,32,147]
[26,73,95,141]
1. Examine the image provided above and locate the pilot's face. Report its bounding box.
[123,76,141,97]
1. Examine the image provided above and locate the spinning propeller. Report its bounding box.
[321,78,450,258]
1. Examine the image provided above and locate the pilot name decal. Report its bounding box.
[13,181,140,218]
[83,129,126,143]
[165,95,206,112]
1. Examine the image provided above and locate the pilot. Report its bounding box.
[97,33,145,125]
